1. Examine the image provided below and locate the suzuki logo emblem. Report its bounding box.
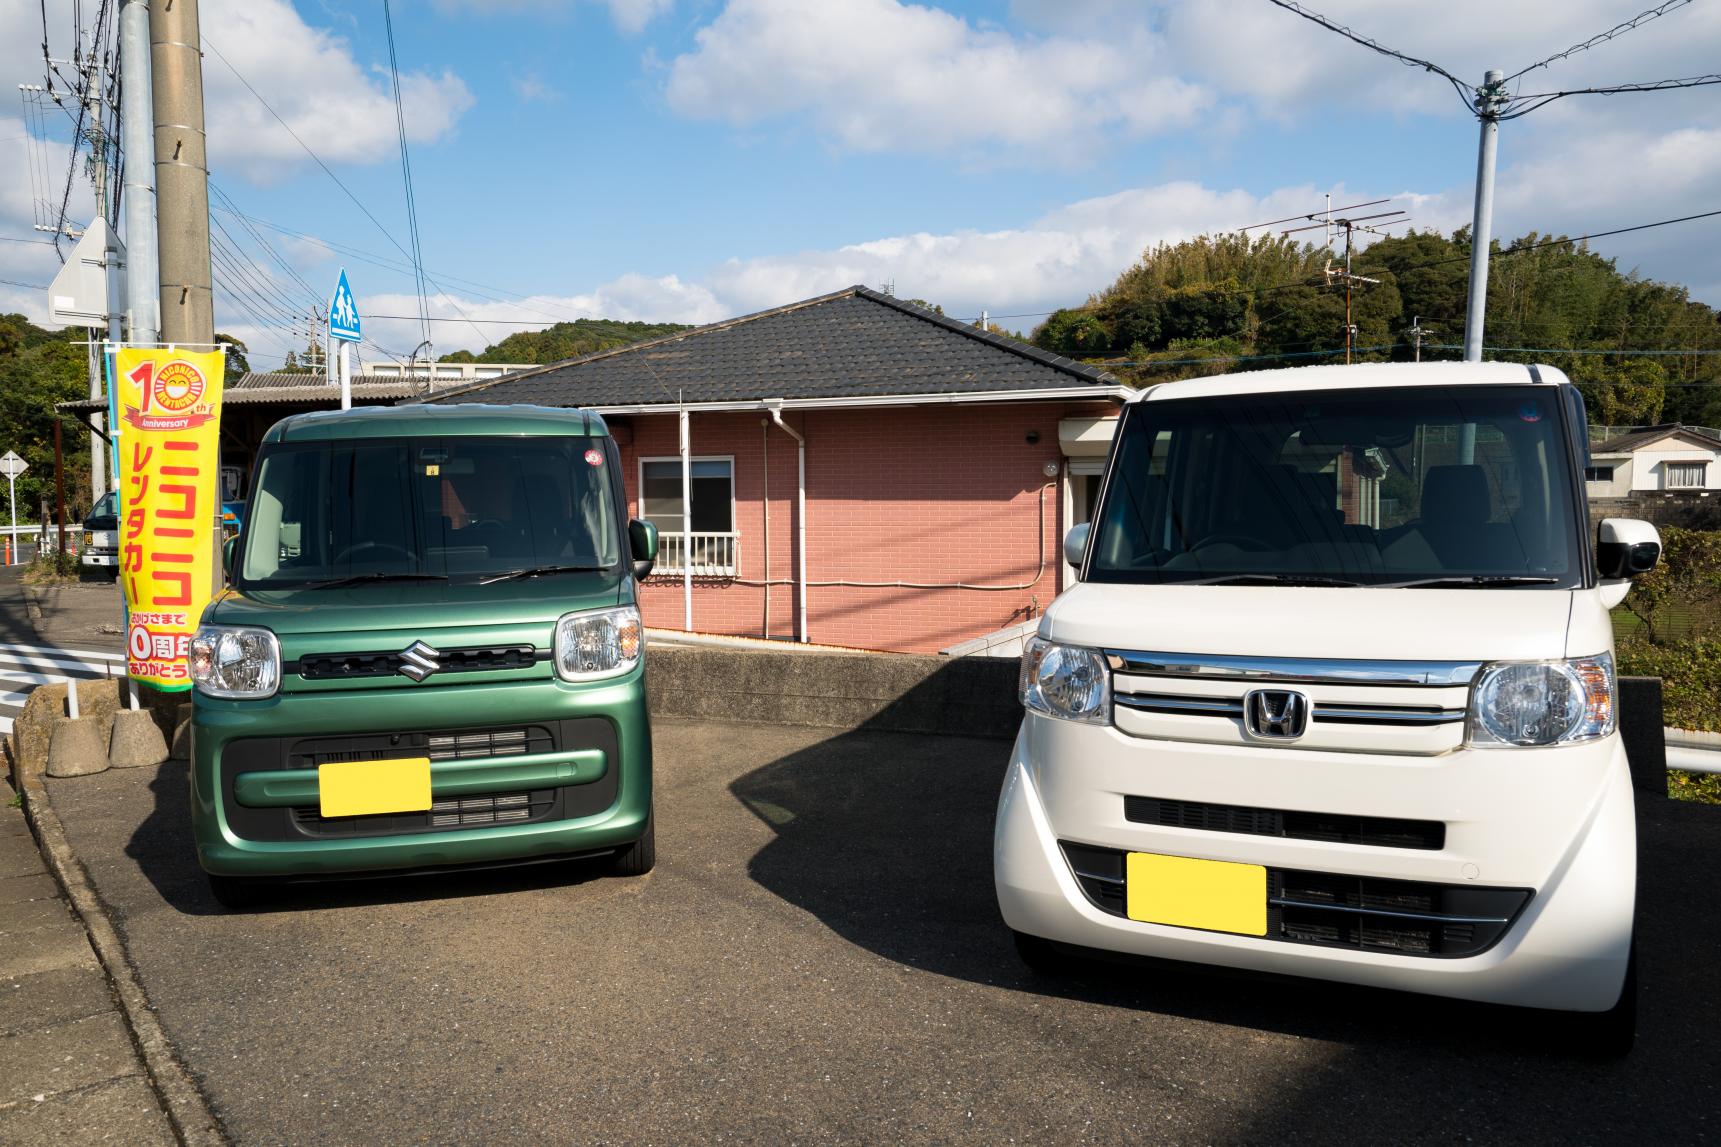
[398,641,442,682]
[1243,689,1309,740]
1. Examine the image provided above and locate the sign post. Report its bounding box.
[327,268,362,410]
[0,451,27,566]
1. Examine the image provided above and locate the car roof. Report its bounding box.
[261,403,608,443]
[1134,361,1569,403]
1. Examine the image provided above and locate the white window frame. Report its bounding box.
[638,455,738,576]
[1665,460,1708,490]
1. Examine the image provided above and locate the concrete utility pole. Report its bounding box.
[1462,70,1508,364]
[150,0,213,346]
[120,0,158,347]
[81,41,117,502]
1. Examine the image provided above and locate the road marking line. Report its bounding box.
[0,642,126,661]
[0,652,124,677]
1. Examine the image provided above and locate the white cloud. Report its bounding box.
[664,0,1211,161]
[198,0,473,179]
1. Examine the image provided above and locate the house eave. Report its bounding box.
[579,386,1133,416]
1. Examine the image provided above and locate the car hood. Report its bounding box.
[205,568,630,639]
[1043,583,1581,664]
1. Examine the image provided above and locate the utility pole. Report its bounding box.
[1462,70,1508,364]
[1408,316,1434,362]
[1322,218,1381,365]
[120,0,158,346]
[150,0,213,347]
[80,37,117,504]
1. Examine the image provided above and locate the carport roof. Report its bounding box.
[421,286,1125,411]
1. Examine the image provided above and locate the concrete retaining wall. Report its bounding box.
[646,645,1021,740]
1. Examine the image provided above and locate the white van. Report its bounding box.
[994,362,1662,1055]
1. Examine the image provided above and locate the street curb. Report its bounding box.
[17,770,227,1146]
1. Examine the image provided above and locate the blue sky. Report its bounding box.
[4,1,1718,368]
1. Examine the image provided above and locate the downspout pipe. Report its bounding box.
[679,406,692,631]
[766,402,807,644]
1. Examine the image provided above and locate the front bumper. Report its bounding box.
[993,715,1636,1012]
[191,668,652,878]
[81,550,116,567]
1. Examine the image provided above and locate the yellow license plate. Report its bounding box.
[317,757,432,818]
[1125,852,1267,936]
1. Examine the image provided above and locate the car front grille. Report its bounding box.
[1058,842,1529,959]
[290,789,558,836]
[295,645,539,680]
[221,718,620,843]
[1124,796,1445,850]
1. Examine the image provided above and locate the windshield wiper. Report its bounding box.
[478,564,606,585]
[1184,574,1363,587]
[1385,575,1561,589]
[305,572,449,590]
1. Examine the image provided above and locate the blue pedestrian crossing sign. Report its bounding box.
[328,268,362,343]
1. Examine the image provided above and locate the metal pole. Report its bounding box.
[150,0,213,346]
[120,0,158,345]
[1344,222,1354,365]
[679,407,692,632]
[54,421,66,555]
[6,476,15,566]
[339,341,351,410]
[1462,70,1505,364]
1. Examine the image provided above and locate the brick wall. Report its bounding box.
[1587,492,1721,532]
[611,401,1117,654]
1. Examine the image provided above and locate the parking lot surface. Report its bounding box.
[46,718,1721,1144]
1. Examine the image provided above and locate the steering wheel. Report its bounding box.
[1190,533,1274,552]
[332,541,413,564]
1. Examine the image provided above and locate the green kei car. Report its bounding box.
[188,404,659,907]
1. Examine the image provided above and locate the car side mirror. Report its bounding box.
[1063,523,1091,570]
[1596,518,1660,580]
[222,535,238,582]
[628,519,659,581]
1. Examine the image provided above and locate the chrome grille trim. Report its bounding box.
[1106,650,1481,688]
[1115,693,1465,726]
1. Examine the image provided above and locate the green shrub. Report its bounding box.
[1619,527,1721,645]
[1617,637,1721,805]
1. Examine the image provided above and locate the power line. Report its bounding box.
[1502,73,1721,119]
[1501,0,1695,84]
[382,0,432,357]
[1262,0,1475,111]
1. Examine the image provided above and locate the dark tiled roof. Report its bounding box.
[57,374,460,413]
[423,286,1119,409]
[1594,423,1721,454]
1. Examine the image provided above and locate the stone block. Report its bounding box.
[108,708,169,769]
[45,718,109,779]
[11,680,120,782]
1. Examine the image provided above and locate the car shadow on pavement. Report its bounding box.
[123,761,617,916]
[729,716,1721,1083]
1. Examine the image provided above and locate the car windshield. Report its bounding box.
[89,491,117,519]
[1086,384,1584,587]
[239,435,620,588]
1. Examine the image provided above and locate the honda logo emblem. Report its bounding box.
[398,641,442,682]
[1243,689,1309,741]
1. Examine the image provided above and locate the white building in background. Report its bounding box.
[1586,424,1721,497]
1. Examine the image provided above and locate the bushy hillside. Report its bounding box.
[1032,229,1721,428]
[440,318,693,366]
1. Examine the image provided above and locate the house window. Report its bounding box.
[640,457,736,575]
[1666,461,1707,489]
[1584,465,1615,482]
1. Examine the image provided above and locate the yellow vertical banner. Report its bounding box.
[114,348,225,690]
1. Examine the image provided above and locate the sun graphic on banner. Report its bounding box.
[152,361,207,413]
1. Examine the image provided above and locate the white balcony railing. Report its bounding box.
[654,531,737,577]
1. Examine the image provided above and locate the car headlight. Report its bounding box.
[1020,636,1110,724]
[189,625,281,700]
[554,604,642,682]
[1467,653,1614,747]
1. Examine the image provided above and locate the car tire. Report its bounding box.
[1012,929,1066,975]
[205,872,268,911]
[609,805,655,877]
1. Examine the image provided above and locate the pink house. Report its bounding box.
[428,287,1129,654]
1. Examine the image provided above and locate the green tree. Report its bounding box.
[216,333,250,378]
[1031,309,1111,358]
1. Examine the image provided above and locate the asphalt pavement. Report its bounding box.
[40,718,1721,1144]
[0,567,126,735]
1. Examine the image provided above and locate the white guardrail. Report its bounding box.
[1667,728,1721,775]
